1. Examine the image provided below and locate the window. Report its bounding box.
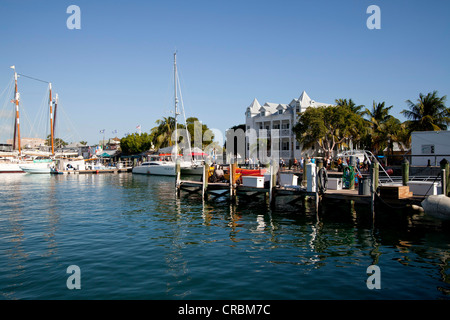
[278,109,283,115]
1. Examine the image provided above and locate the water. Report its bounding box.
[0,173,449,300]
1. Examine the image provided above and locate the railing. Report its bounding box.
[403,154,450,166]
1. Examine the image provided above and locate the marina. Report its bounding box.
[0,171,449,300]
[1,2,450,304]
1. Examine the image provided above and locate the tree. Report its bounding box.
[335,98,364,115]
[79,141,88,146]
[401,91,450,132]
[293,105,364,160]
[185,117,214,148]
[149,116,178,150]
[362,101,394,154]
[45,135,67,148]
[120,132,153,155]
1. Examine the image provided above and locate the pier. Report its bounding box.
[175,159,448,216]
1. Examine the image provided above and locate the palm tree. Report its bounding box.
[335,98,364,115]
[401,91,449,132]
[149,116,176,149]
[362,101,394,154]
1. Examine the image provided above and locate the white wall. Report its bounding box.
[411,131,450,166]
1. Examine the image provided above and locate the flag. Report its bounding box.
[100,129,105,133]
[112,130,118,134]
[136,125,141,130]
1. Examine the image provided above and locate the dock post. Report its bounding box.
[230,161,237,203]
[440,158,449,196]
[202,164,209,200]
[370,162,378,221]
[402,159,409,186]
[175,160,181,197]
[441,169,447,196]
[269,160,277,208]
[302,160,308,187]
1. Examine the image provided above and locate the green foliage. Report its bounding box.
[293,105,365,159]
[401,91,449,132]
[45,135,68,148]
[185,117,214,148]
[120,132,153,155]
[148,116,214,150]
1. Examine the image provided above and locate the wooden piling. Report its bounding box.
[202,164,209,200]
[370,162,379,221]
[402,159,409,186]
[230,162,237,202]
[175,161,181,197]
[269,161,277,208]
[441,169,447,196]
[440,158,449,196]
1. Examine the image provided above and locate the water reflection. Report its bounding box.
[1,173,449,299]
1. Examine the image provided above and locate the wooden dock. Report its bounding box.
[175,162,428,214]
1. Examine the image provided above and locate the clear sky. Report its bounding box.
[0,0,449,145]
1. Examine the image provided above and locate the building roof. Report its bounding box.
[246,90,332,119]
[246,98,262,114]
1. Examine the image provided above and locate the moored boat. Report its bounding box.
[132,157,176,176]
[421,194,450,221]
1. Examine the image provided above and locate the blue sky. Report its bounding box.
[0,0,449,145]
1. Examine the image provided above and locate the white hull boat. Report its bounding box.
[0,161,25,173]
[132,161,176,176]
[180,161,203,175]
[421,194,450,221]
[20,161,54,174]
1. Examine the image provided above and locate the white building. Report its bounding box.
[244,91,332,162]
[410,131,450,166]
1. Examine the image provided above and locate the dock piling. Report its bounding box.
[440,158,449,196]
[402,159,409,186]
[175,160,181,197]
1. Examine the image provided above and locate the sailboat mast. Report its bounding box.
[48,83,55,155]
[174,52,178,161]
[11,67,21,154]
[53,93,58,136]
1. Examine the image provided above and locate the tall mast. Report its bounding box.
[53,93,58,136]
[49,83,54,155]
[174,52,178,161]
[11,66,21,154]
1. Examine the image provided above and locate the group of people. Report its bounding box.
[243,155,372,172]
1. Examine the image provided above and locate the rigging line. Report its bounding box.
[0,77,14,98]
[17,73,50,84]
[58,99,84,143]
[26,87,49,140]
[177,74,192,151]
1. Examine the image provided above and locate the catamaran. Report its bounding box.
[133,52,205,176]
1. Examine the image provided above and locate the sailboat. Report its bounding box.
[132,53,181,177]
[0,66,33,173]
[17,70,57,174]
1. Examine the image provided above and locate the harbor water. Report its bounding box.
[0,173,449,300]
